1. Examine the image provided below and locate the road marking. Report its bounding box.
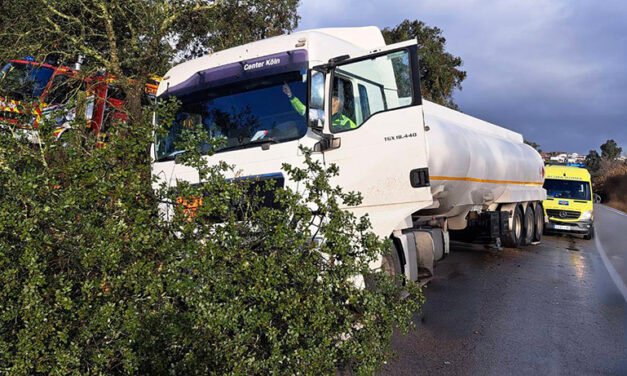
[594,230,627,302]
[601,204,627,218]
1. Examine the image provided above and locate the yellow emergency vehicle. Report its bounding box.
[543,165,594,239]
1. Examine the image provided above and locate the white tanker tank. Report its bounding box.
[417,100,545,223]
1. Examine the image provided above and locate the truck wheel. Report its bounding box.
[521,205,535,246]
[365,242,402,290]
[583,226,594,240]
[503,205,523,248]
[381,243,402,279]
[533,203,544,243]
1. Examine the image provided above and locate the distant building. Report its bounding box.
[549,153,568,163]
[543,151,586,165]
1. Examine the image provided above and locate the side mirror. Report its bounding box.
[308,71,326,132]
[313,136,341,152]
[309,71,325,110]
[308,113,324,132]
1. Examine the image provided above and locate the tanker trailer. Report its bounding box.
[151,26,546,282]
[409,100,546,277]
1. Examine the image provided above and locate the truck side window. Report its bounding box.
[103,85,127,130]
[107,85,126,101]
[330,76,356,133]
[331,49,413,132]
[47,75,81,105]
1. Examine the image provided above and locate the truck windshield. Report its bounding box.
[544,179,591,200]
[155,71,307,161]
[0,62,54,101]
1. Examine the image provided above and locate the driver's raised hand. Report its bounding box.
[282,83,292,98]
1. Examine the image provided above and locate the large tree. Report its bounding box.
[383,19,467,109]
[585,150,602,173]
[600,139,622,160]
[0,0,300,121]
[203,0,300,52]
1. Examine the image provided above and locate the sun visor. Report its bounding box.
[162,49,308,98]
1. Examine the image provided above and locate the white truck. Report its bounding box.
[152,27,546,281]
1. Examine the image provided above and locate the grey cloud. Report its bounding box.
[297,0,627,154]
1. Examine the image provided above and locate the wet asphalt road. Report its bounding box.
[594,204,627,299]
[382,205,627,375]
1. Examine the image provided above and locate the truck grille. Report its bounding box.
[242,173,285,209]
[546,209,580,220]
[175,173,286,223]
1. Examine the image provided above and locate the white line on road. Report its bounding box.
[601,204,627,218]
[594,230,627,302]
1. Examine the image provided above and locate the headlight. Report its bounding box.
[580,210,593,220]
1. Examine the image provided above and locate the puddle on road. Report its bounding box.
[570,252,586,280]
[566,237,582,252]
[547,233,586,252]
[561,237,588,280]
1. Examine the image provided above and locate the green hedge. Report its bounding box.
[0,110,422,375]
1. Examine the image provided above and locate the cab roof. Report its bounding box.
[158,27,386,97]
[545,164,591,181]
[9,59,74,73]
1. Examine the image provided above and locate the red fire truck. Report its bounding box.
[0,57,158,143]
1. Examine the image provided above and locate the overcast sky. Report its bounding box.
[297,0,627,154]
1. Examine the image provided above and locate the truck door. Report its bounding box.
[321,41,433,235]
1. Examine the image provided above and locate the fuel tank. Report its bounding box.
[419,100,546,218]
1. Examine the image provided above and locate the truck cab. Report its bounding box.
[0,58,79,140]
[543,165,594,239]
[153,27,432,237]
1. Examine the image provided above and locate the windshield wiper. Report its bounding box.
[158,138,280,161]
[157,149,186,162]
[248,137,279,146]
[219,137,279,152]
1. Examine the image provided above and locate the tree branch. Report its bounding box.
[96,0,122,77]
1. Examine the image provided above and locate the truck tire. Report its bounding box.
[521,205,535,246]
[533,203,544,243]
[503,205,523,248]
[365,242,402,291]
[381,243,402,279]
[583,225,594,240]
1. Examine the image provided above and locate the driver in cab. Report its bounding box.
[282,83,356,132]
